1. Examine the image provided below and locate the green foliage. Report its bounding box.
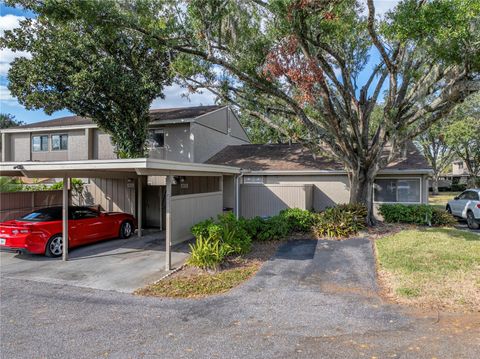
[278,208,315,232]
[256,215,292,241]
[187,234,233,270]
[189,213,252,269]
[1,1,172,158]
[0,177,23,193]
[0,113,24,129]
[312,205,367,239]
[379,204,456,226]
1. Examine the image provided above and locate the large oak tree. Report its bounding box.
[5,0,480,222]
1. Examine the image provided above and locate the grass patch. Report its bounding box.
[136,241,281,298]
[429,192,460,210]
[137,265,259,298]
[375,227,480,311]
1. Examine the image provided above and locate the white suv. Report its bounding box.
[447,189,480,229]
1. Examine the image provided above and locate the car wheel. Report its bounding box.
[446,205,452,214]
[45,234,63,257]
[119,221,133,239]
[466,211,479,230]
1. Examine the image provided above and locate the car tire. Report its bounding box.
[466,211,479,230]
[45,234,63,257]
[446,205,452,214]
[119,221,133,239]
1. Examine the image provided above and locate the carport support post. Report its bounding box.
[165,175,172,271]
[62,176,69,261]
[137,177,142,238]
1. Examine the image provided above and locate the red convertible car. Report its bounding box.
[0,206,136,257]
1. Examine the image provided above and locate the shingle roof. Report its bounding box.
[205,143,431,172]
[17,105,224,129]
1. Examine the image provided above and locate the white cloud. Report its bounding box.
[0,85,16,102]
[0,47,31,76]
[150,84,217,109]
[0,15,31,76]
[0,14,25,35]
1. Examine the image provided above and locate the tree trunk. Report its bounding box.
[349,167,377,226]
[431,176,439,195]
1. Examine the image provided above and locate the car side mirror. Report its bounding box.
[454,196,459,200]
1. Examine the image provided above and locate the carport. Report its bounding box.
[0,158,240,270]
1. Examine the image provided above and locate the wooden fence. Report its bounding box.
[0,190,64,222]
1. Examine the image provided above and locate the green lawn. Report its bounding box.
[375,227,480,311]
[428,192,460,210]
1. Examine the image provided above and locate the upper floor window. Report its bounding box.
[147,130,165,149]
[51,134,68,151]
[374,178,421,203]
[32,135,49,152]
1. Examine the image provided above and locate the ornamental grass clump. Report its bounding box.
[312,204,367,239]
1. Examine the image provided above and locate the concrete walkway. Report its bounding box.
[1,238,479,358]
[0,231,190,293]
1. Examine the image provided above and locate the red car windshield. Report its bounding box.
[20,207,63,222]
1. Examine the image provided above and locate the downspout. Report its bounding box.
[235,172,244,219]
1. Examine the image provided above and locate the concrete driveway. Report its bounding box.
[0,230,190,293]
[1,238,479,358]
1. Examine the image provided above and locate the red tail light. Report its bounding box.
[477,204,480,209]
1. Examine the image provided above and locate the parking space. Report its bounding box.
[0,230,190,293]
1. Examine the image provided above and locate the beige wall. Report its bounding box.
[170,191,223,244]
[10,133,31,161]
[263,175,351,211]
[240,184,313,218]
[83,177,136,214]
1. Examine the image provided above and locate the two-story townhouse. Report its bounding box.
[1,105,432,268]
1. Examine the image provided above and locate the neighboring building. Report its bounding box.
[1,105,249,163]
[207,143,431,218]
[0,106,432,256]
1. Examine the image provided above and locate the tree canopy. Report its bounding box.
[3,0,479,222]
[1,0,173,158]
[0,113,24,129]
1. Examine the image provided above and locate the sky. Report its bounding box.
[0,0,399,125]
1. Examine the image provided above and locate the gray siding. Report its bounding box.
[163,124,193,162]
[240,184,313,218]
[196,107,228,133]
[83,177,136,214]
[192,122,249,163]
[93,130,117,160]
[10,133,30,161]
[228,108,249,141]
[263,175,351,211]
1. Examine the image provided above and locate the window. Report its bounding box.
[244,176,264,184]
[20,207,62,222]
[147,130,164,149]
[71,208,99,220]
[51,134,68,150]
[374,178,421,203]
[32,135,49,152]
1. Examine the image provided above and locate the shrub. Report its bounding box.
[337,203,368,221]
[191,218,222,240]
[239,216,267,240]
[431,209,457,226]
[312,206,366,239]
[187,235,233,270]
[256,215,291,241]
[379,204,434,225]
[278,208,315,232]
[451,183,467,192]
[218,212,252,254]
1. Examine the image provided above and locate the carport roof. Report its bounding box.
[0,158,241,178]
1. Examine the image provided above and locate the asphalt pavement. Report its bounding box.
[1,238,479,358]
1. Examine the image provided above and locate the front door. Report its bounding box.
[144,185,164,229]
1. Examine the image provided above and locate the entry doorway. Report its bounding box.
[143,185,166,229]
